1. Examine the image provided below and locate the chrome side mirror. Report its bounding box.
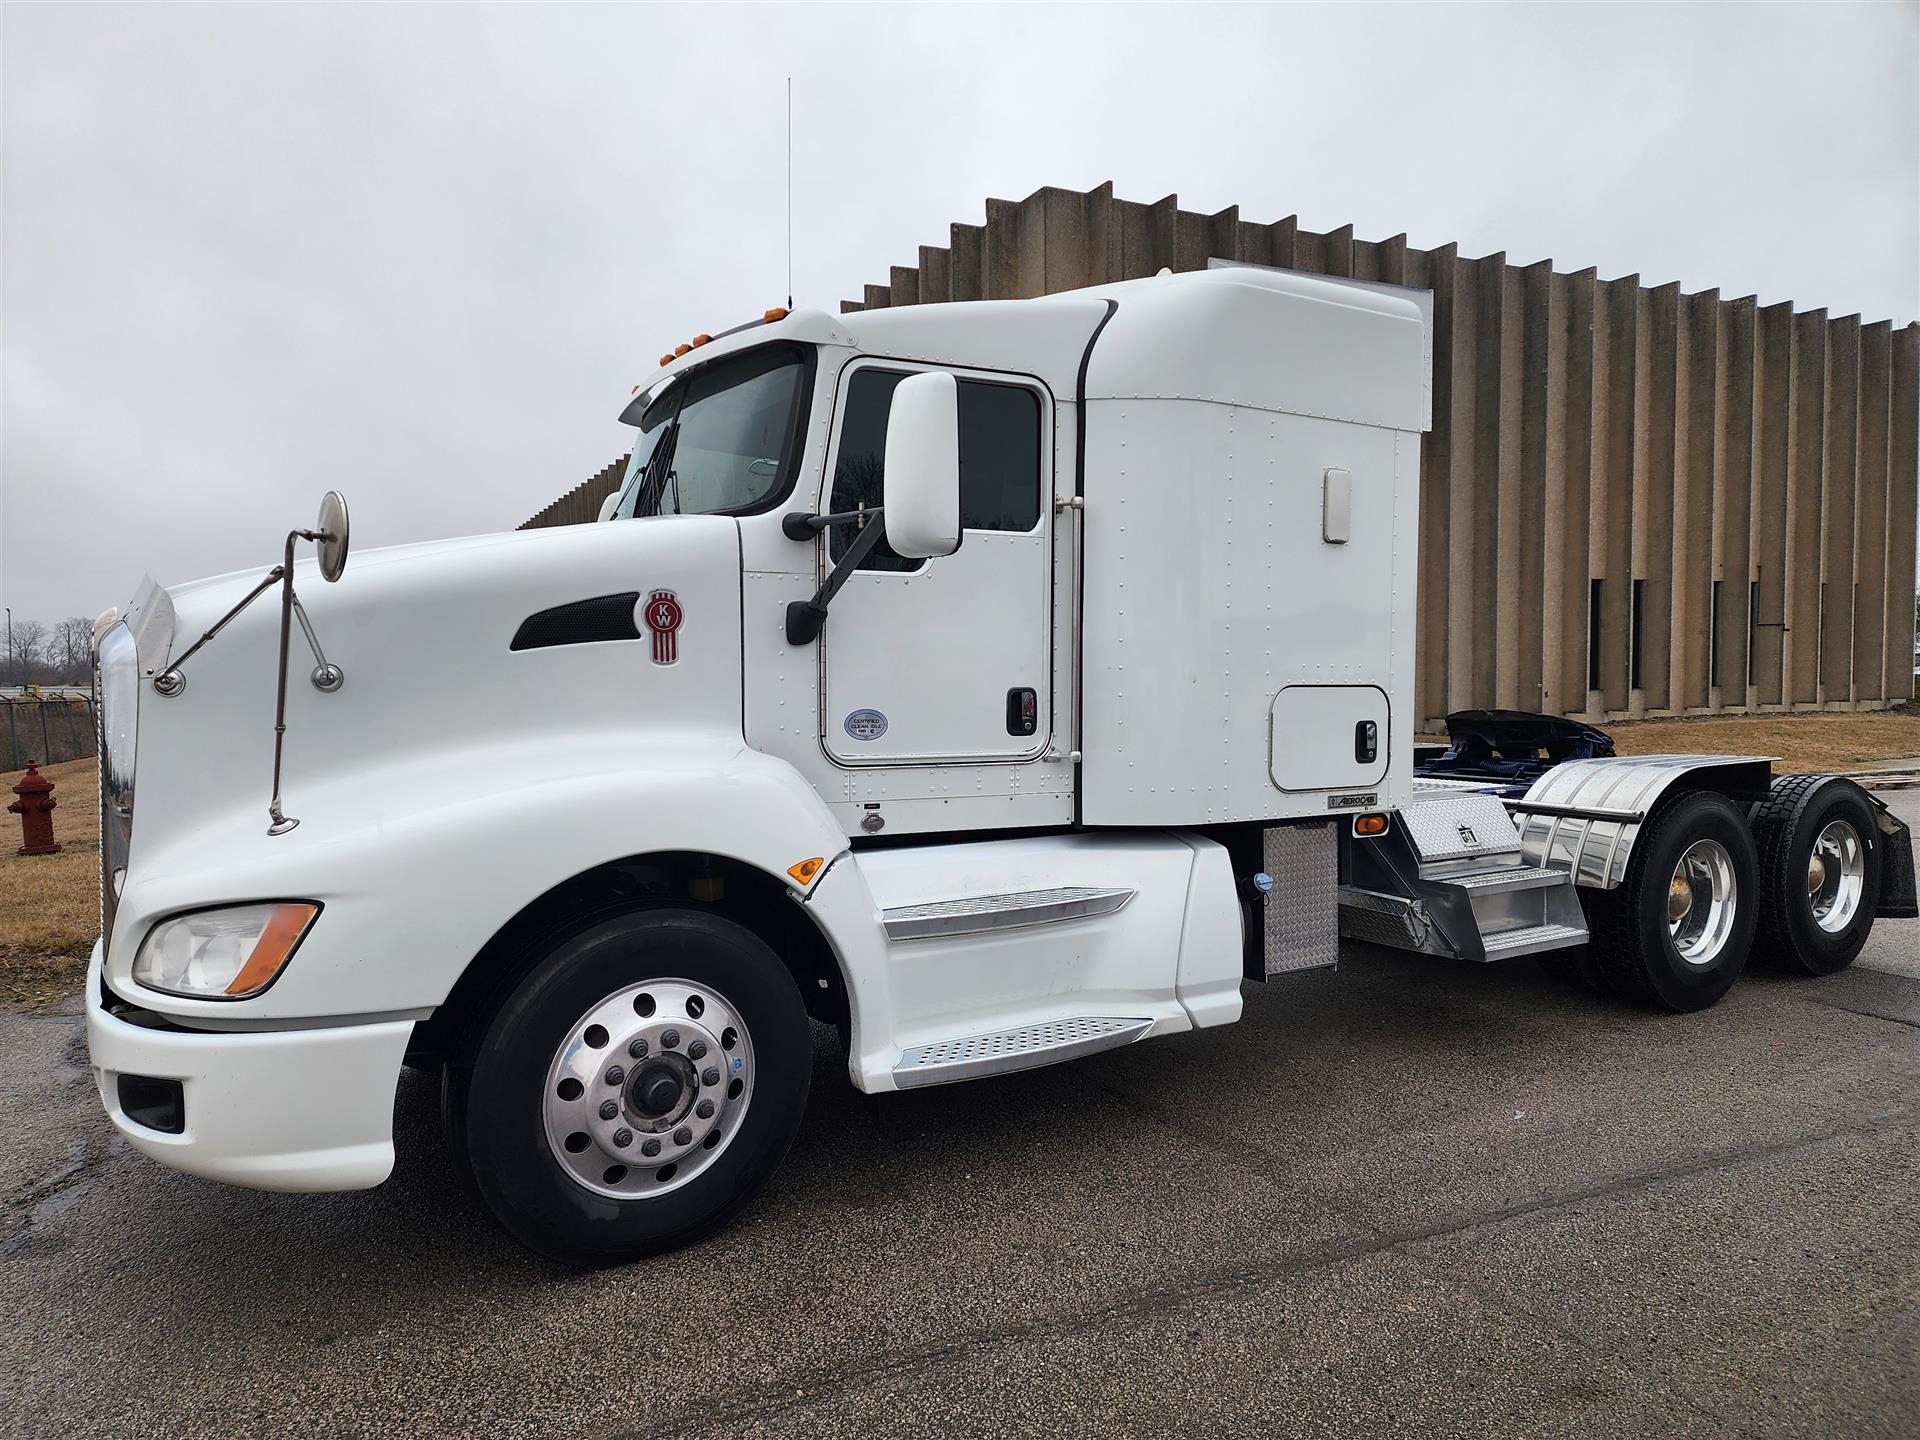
[316,490,350,581]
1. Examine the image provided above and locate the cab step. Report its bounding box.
[1482,922,1589,958]
[892,1015,1153,1089]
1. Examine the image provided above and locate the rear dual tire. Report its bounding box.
[1578,790,1759,1012]
[1750,776,1881,977]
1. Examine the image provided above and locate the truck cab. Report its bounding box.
[83,267,1911,1263]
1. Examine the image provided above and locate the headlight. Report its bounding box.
[133,903,319,1000]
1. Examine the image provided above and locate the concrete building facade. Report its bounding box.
[524,183,1919,728]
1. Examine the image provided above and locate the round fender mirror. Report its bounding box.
[316,490,350,582]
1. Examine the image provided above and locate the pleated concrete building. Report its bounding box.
[525,183,1919,728]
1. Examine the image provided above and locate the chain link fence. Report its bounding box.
[2,696,98,772]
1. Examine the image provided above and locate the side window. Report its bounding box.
[829,368,1043,571]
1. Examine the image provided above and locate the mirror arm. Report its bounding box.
[781,507,874,541]
[784,508,887,646]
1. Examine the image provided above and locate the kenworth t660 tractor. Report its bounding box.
[86,266,1916,1262]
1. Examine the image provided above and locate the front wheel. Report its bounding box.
[1580,790,1759,1012]
[448,908,811,1265]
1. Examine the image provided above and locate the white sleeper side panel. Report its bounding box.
[1078,402,1419,827]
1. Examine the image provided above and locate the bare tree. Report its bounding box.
[55,617,93,680]
[10,619,47,682]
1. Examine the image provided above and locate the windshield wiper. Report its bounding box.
[634,422,682,518]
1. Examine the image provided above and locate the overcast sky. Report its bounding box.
[3,2,1916,625]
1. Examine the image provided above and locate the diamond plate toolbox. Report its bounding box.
[1262,820,1339,974]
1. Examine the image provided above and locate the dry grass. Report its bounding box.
[1419,706,1920,774]
[0,756,99,1008]
[1604,708,1920,772]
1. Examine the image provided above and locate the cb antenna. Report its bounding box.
[786,76,793,310]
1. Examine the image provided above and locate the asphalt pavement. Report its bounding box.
[3,793,1916,1438]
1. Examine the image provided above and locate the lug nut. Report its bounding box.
[687,1039,707,1061]
[673,1127,693,1147]
[696,1099,714,1120]
[605,1065,625,1086]
[628,1037,649,1059]
[662,1029,681,1048]
[612,1128,632,1148]
[702,1067,720,1087]
[599,1100,619,1121]
[641,1138,661,1157]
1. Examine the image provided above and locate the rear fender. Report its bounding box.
[1511,755,1774,890]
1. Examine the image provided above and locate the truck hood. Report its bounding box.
[118,516,747,916]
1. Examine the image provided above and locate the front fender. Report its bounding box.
[105,738,851,1022]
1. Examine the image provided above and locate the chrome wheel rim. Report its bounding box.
[1667,839,1737,966]
[543,978,754,1200]
[1807,819,1864,934]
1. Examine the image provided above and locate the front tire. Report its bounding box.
[1581,790,1759,1012]
[448,908,811,1265]
[1751,776,1882,976]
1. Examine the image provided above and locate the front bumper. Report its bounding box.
[84,941,411,1192]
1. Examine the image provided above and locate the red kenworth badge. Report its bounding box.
[644,590,684,665]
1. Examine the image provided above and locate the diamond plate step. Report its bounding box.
[1432,864,1568,893]
[892,1016,1153,1090]
[1482,921,1588,958]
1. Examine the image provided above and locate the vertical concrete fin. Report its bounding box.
[1785,308,1829,706]
[862,283,892,311]
[1751,301,1794,706]
[1820,314,1861,703]
[1507,258,1549,711]
[990,195,1036,299]
[1556,267,1597,716]
[1265,215,1299,272]
[1086,180,1118,284]
[949,222,984,303]
[1673,289,1719,711]
[983,197,1020,300]
[917,245,951,305]
[1853,320,1892,701]
[1147,193,1179,275]
[1206,205,1239,266]
[888,265,920,308]
[1632,281,1680,713]
[1885,324,1920,700]
[1715,297,1757,706]
[1321,223,1356,278]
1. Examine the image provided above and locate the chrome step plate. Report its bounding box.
[892,1016,1153,1090]
[1482,921,1588,957]
[1433,864,1569,893]
[880,886,1134,942]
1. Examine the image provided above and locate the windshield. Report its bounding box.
[614,345,807,519]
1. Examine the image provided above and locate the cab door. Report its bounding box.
[819,360,1053,766]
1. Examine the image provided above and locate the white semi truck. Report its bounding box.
[86,266,1916,1263]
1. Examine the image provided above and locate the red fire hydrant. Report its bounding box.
[10,762,62,856]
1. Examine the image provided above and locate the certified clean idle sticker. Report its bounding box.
[844,709,888,742]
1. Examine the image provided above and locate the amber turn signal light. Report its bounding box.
[225,903,322,995]
[1352,813,1389,837]
[786,856,825,886]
